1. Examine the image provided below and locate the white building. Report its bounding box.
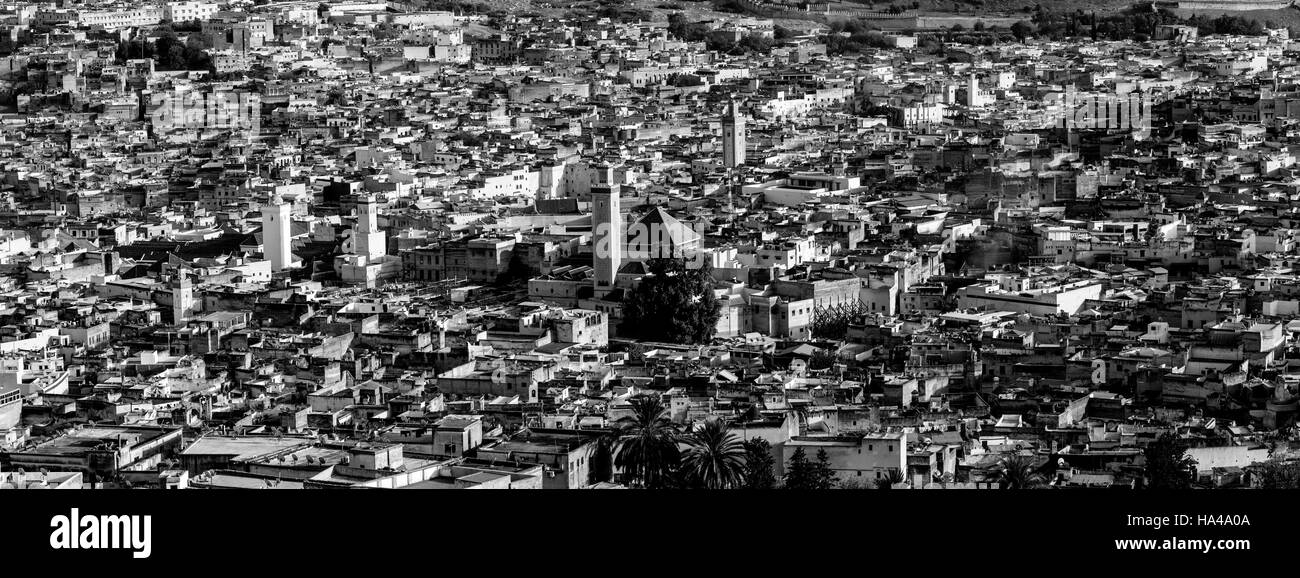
[164,1,218,23]
[261,195,292,272]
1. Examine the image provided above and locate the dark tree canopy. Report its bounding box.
[117,29,213,72]
[621,258,722,344]
[1144,432,1197,489]
[680,419,747,489]
[993,454,1046,489]
[667,12,710,42]
[613,394,681,488]
[783,447,835,489]
[783,446,814,489]
[813,449,835,488]
[495,251,535,286]
[742,438,778,489]
[587,431,617,485]
[1253,461,1300,489]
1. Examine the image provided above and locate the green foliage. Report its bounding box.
[681,419,748,489]
[874,468,906,489]
[1010,20,1033,41]
[713,0,767,16]
[783,446,814,489]
[1253,460,1300,489]
[825,20,907,54]
[621,258,722,345]
[807,348,837,371]
[741,438,778,489]
[494,251,535,286]
[667,72,705,87]
[783,447,835,489]
[596,0,652,21]
[613,394,681,489]
[667,12,710,42]
[668,12,772,54]
[813,449,835,488]
[993,454,1045,489]
[117,29,213,72]
[1143,432,1197,489]
[449,131,487,147]
[732,34,773,54]
[587,431,617,485]
[170,18,204,33]
[1028,5,1266,43]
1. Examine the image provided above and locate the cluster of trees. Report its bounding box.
[825,20,894,54]
[781,447,836,489]
[621,258,722,344]
[825,19,949,54]
[447,130,488,147]
[879,2,920,15]
[419,0,498,15]
[667,11,774,54]
[830,4,1273,51]
[668,12,711,42]
[115,28,213,72]
[718,34,774,54]
[594,395,904,489]
[829,19,878,36]
[372,21,402,41]
[594,0,653,22]
[974,415,1217,492]
[595,401,1207,489]
[713,0,768,17]
[667,72,706,87]
[939,22,1015,46]
[165,18,204,33]
[1184,13,1270,37]
[589,395,758,488]
[1024,5,1267,44]
[1253,460,1300,488]
[1143,432,1198,489]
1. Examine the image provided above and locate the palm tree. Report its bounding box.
[874,468,906,489]
[613,395,681,488]
[681,419,747,489]
[993,454,1046,489]
[586,428,618,486]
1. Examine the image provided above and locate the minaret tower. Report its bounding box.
[591,163,621,298]
[263,194,291,272]
[354,194,386,261]
[171,272,195,327]
[966,73,982,108]
[722,101,745,168]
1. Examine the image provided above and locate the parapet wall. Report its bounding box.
[1159,0,1293,10]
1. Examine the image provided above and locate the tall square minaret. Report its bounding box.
[723,101,745,168]
[354,194,386,261]
[591,164,621,298]
[262,194,291,272]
